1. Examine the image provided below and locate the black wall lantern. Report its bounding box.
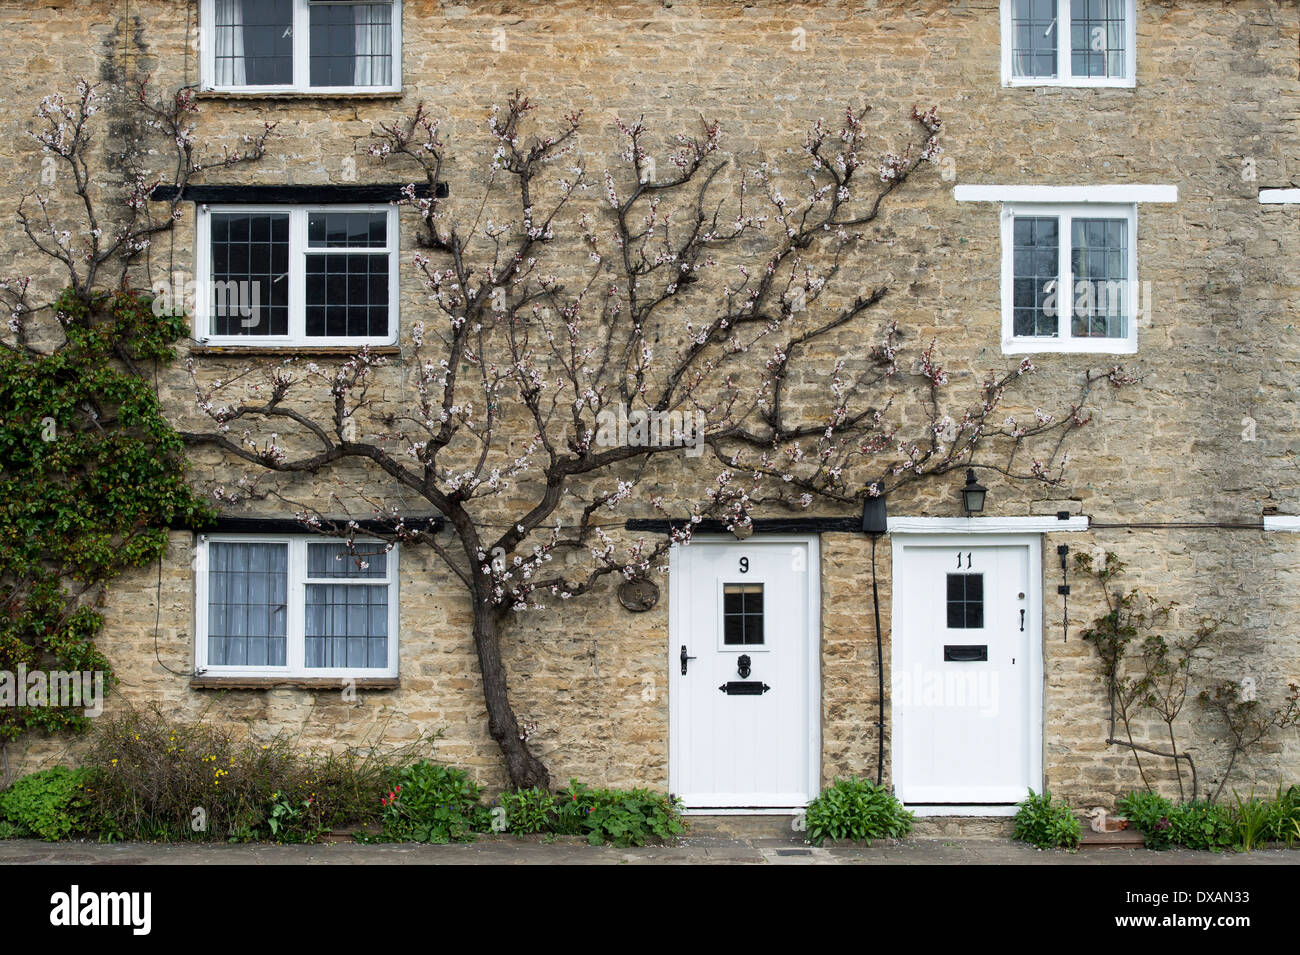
[961,469,987,515]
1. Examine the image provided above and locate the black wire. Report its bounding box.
[1088,521,1265,530]
[870,533,885,787]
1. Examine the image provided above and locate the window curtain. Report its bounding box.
[214,0,247,86]
[353,4,392,86]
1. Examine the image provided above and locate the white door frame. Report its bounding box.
[889,531,1044,816]
[668,535,822,813]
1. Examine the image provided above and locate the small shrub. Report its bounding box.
[380,761,490,844]
[497,787,555,836]
[1013,789,1080,850]
[1117,791,1175,849]
[553,780,685,847]
[804,777,914,846]
[1165,800,1235,852]
[84,706,429,842]
[0,767,91,841]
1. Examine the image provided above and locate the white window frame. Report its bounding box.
[999,201,1139,355]
[195,203,400,347]
[1000,0,1137,88]
[200,0,402,94]
[194,534,400,679]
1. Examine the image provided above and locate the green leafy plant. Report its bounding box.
[0,766,91,841]
[1012,789,1081,850]
[551,780,684,847]
[1231,789,1270,853]
[0,288,217,750]
[1116,788,1300,852]
[1117,790,1175,849]
[497,787,555,836]
[584,788,683,847]
[804,776,914,846]
[266,791,326,844]
[1164,800,1235,852]
[380,761,490,844]
[1264,784,1300,847]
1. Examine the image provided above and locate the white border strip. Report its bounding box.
[1259,189,1300,204]
[1263,516,1300,531]
[906,805,1019,817]
[887,516,1088,534]
[954,185,1177,204]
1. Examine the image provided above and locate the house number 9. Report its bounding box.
[739,557,749,573]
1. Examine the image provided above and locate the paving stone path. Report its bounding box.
[1,836,1295,865]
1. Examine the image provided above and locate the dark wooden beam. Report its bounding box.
[174,515,443,535]
[625,517,863,535]
[150,182,448,203]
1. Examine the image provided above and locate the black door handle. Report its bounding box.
[680,645,697,675]
[1020,609,1025,632]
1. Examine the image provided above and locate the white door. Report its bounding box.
[893,537,1041,806]
[669,537,820,809]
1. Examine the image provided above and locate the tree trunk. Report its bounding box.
[471,602,551,790]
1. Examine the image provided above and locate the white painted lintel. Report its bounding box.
[1263,516,1300,532]
[954,184,1177,204]
[887,516,1089,534]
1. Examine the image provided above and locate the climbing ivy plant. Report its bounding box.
[0,288,214,743]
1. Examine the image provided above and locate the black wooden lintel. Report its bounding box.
[150,182,448,203]
[175,515,442,535]
[625,517,860,535]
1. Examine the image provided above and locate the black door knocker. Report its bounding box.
[737,654,752,678]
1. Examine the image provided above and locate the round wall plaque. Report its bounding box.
[618,577,660,612]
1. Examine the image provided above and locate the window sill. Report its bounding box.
[1002,79,1135,90]
[1002,339,1137,356]
[190,676,399,690]
[197,90,403,102]
[190,345,402,357]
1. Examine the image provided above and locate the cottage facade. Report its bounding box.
[3,0,1299,817]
